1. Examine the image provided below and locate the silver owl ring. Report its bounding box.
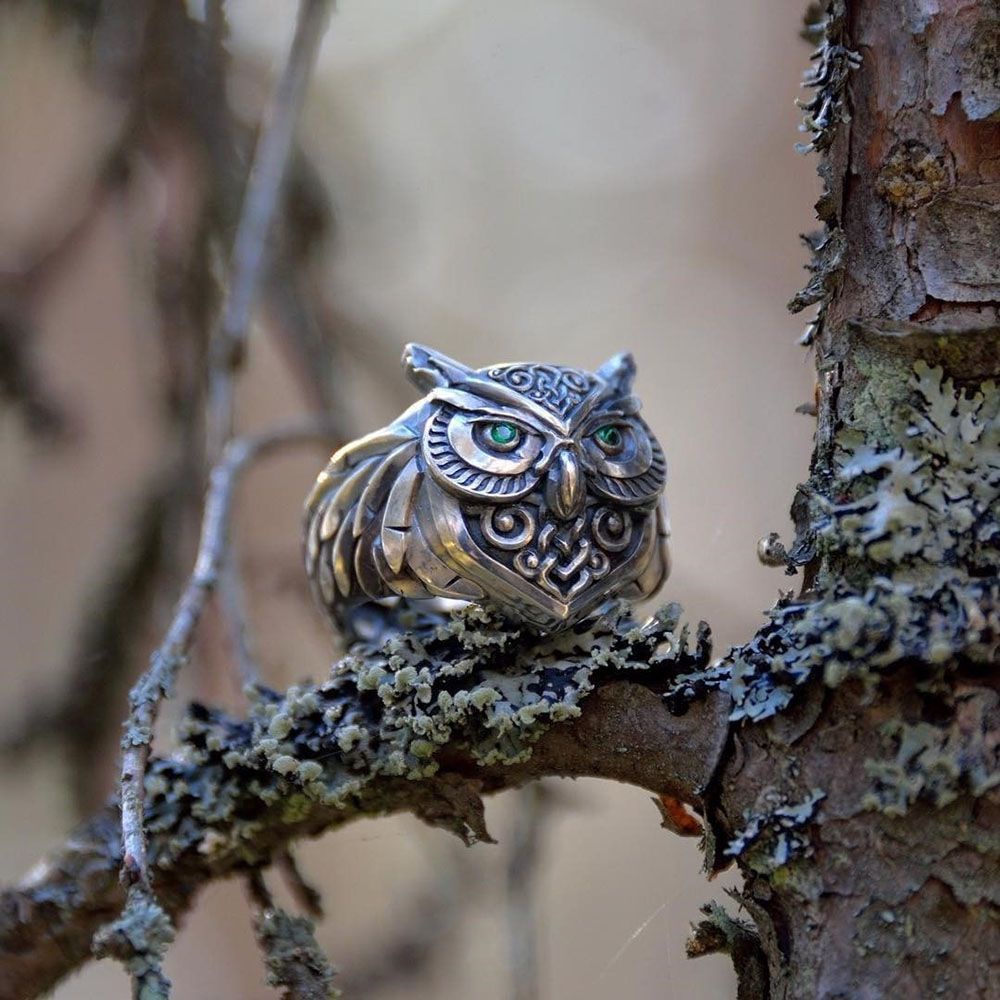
[304,344,670,635]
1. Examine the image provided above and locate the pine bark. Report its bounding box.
[709,2,1000,996]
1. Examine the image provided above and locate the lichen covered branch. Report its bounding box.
[117,424,338,894]
[118,428,324,890]
[246,870,340,1000]
[0,604,728,999]
[690,1,1000,991]
[686,899,770,1000]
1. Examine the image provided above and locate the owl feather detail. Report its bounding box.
[305,344,670,632]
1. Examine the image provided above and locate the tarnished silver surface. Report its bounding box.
[304,344,670,633]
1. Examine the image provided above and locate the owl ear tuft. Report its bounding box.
[402,343,476,392]
[596,352,636,395]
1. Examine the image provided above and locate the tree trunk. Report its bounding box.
[710,1,1000,995]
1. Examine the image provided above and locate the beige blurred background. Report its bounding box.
[0,1,817,997]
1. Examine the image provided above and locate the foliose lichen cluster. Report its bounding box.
[669,363,999,813]
[790,0,860,345]
[253,906,340,1000]
[821,361,1000,579]
[863,689,999,815]
[724,790,826,875]
[92,886,175,1000]
[142,601,708,866]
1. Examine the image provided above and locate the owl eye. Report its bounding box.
[481,420,522,452]
[582,416,666,505]
[424,407,543,501]
[592,424,625,453]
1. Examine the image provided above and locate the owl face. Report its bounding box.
[424,400,664,506]
[305,346,670,634]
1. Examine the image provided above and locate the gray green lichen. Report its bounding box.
[669,364,999,815]
[724,790,826,875]
[252,906,340,1000]
[820,361,1000,580]
[141,600,707,866]
[92,886,174,1000]
[863,687,1000,815]
[789,0,859,344]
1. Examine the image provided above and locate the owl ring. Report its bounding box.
[304,345,670,635]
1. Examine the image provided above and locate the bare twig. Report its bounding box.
[192,15,334,852]
[207,0,333,458]
[506,784,547,1000]
[112,4,333,991]
[118,421,339,891]
[275,851,325,920]
[217,555,262,689]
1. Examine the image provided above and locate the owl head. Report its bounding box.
[305,345,669,633]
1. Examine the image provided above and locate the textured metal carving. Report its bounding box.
[485,364,596,417]
[304,344,670,632]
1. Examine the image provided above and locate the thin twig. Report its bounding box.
[506,784,547,1000]
[217,556,262,689]
[114,10,333,994]
[207,0,333,459]
[275,850,325,920]
[118,420,339,891]
[199,3,333,796]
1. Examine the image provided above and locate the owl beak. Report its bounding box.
[545,448,585,521]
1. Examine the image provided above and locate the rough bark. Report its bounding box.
[707,1,1000,996]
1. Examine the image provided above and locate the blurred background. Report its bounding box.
[0,1,816,997]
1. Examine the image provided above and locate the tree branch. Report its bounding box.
[118,422,339,893]
[206,0,333,457]
[118,0,333,921]
[0,626,729,999]
[245,869,339,999]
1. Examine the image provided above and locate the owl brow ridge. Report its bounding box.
[427,384,632,437]
[427,386,580,434]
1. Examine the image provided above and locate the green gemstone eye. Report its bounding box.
[488,422,519,446]
[594,425,623,449]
